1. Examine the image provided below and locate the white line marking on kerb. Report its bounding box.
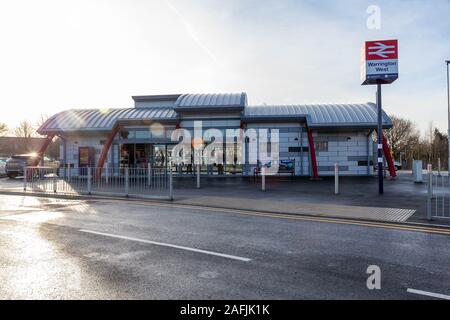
[407,288,450,300]
[79,229,251,262]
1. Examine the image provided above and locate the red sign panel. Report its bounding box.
[365,40,398,60]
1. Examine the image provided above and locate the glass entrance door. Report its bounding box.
[152,144,166,168]
[120,144,135,167]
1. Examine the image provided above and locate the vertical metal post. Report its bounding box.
[105,163,109,184]
[366,131,371,176]
[427,163,433,220]
[196,163,200,189]
[53,168,57,193]
[169,166,173,200]
[300,129,304,176]
[334,162,339,195]
[377,83,384,194]
[23,167,27,191]
[262,167,266,191]
[446,61,450,176]
[87,167,92,195]
[125,167,129,196]
[148,162,152,186]
[438,158,441,176]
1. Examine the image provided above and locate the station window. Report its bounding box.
[288,147,309,152]
[316,141,328,151]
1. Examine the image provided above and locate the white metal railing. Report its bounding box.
[426,164,450,220]
[23,166,173,200]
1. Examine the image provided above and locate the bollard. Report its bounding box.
[53,168,57,193]
[23,167,27,191]
[125,167,129,196]
[262,167,266,191]
[427,163,433,221]
[87,167,92,195]
[334,162,339,195]
[105,163,109,184]
[169,166,173,201]
[197,163,200,189]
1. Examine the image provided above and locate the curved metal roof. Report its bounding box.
[38,98,392,134]
[175,93,247,110]
[38,107,177,133]
[243,103,392,128]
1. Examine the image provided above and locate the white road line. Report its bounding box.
[79,229,252,262]
[407,288,450,300]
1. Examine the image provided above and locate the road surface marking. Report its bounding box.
[169,209,450,235]
[4,193,450,236]
[407,288,450,300]
[104,199,450,236]
[79,229,251,262]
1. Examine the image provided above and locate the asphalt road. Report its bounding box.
[0,194,449,299]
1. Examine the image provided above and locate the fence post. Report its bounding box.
[262,167,266,191]
[23,167,27,191]
[148,163,152,186]
[125,167,129,196]
[334,162,339,195]
[427,163,433,221]
[169,166,173,201]
[53,168,57,193]
[438,158,441,176]
[87,167,92,195]
[196,163,200,189]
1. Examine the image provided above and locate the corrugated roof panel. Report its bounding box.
[243,103,391,128]
[175,93,247,109]
[38,107,178,133]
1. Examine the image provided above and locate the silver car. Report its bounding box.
[0,159,6,177]
[5,154,59,178]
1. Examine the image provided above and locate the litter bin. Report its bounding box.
[412,160,423,183]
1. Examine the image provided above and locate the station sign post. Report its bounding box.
[361,39,398,194]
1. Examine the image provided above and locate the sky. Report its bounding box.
[0,0,449,133]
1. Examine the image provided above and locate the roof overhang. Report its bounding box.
[132,94,181,102]
[176,106,245,113]
[241,114,392,129]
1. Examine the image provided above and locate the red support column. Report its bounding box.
[96,124,121,178]
[306,127,319,179]
[30,134,55,167]
[382,133,397,178]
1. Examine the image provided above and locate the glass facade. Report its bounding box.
[114,124,243,174]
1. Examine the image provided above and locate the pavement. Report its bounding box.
[0,171,447,226]
[1,193,450,299]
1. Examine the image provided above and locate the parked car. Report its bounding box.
[374,160,402,172]
[5,154,59,178]
[0,159,6,177]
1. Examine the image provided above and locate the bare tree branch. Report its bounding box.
[14,120,37,138]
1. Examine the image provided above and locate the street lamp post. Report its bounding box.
[446,60,450,175]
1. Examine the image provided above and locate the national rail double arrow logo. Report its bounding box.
[367,42,396,59]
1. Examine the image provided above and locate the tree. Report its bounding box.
[36,114,49,129]
[14,120,36,138]
[384,115,420,168]
[424,125,448,170]
[0,122,8,136]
